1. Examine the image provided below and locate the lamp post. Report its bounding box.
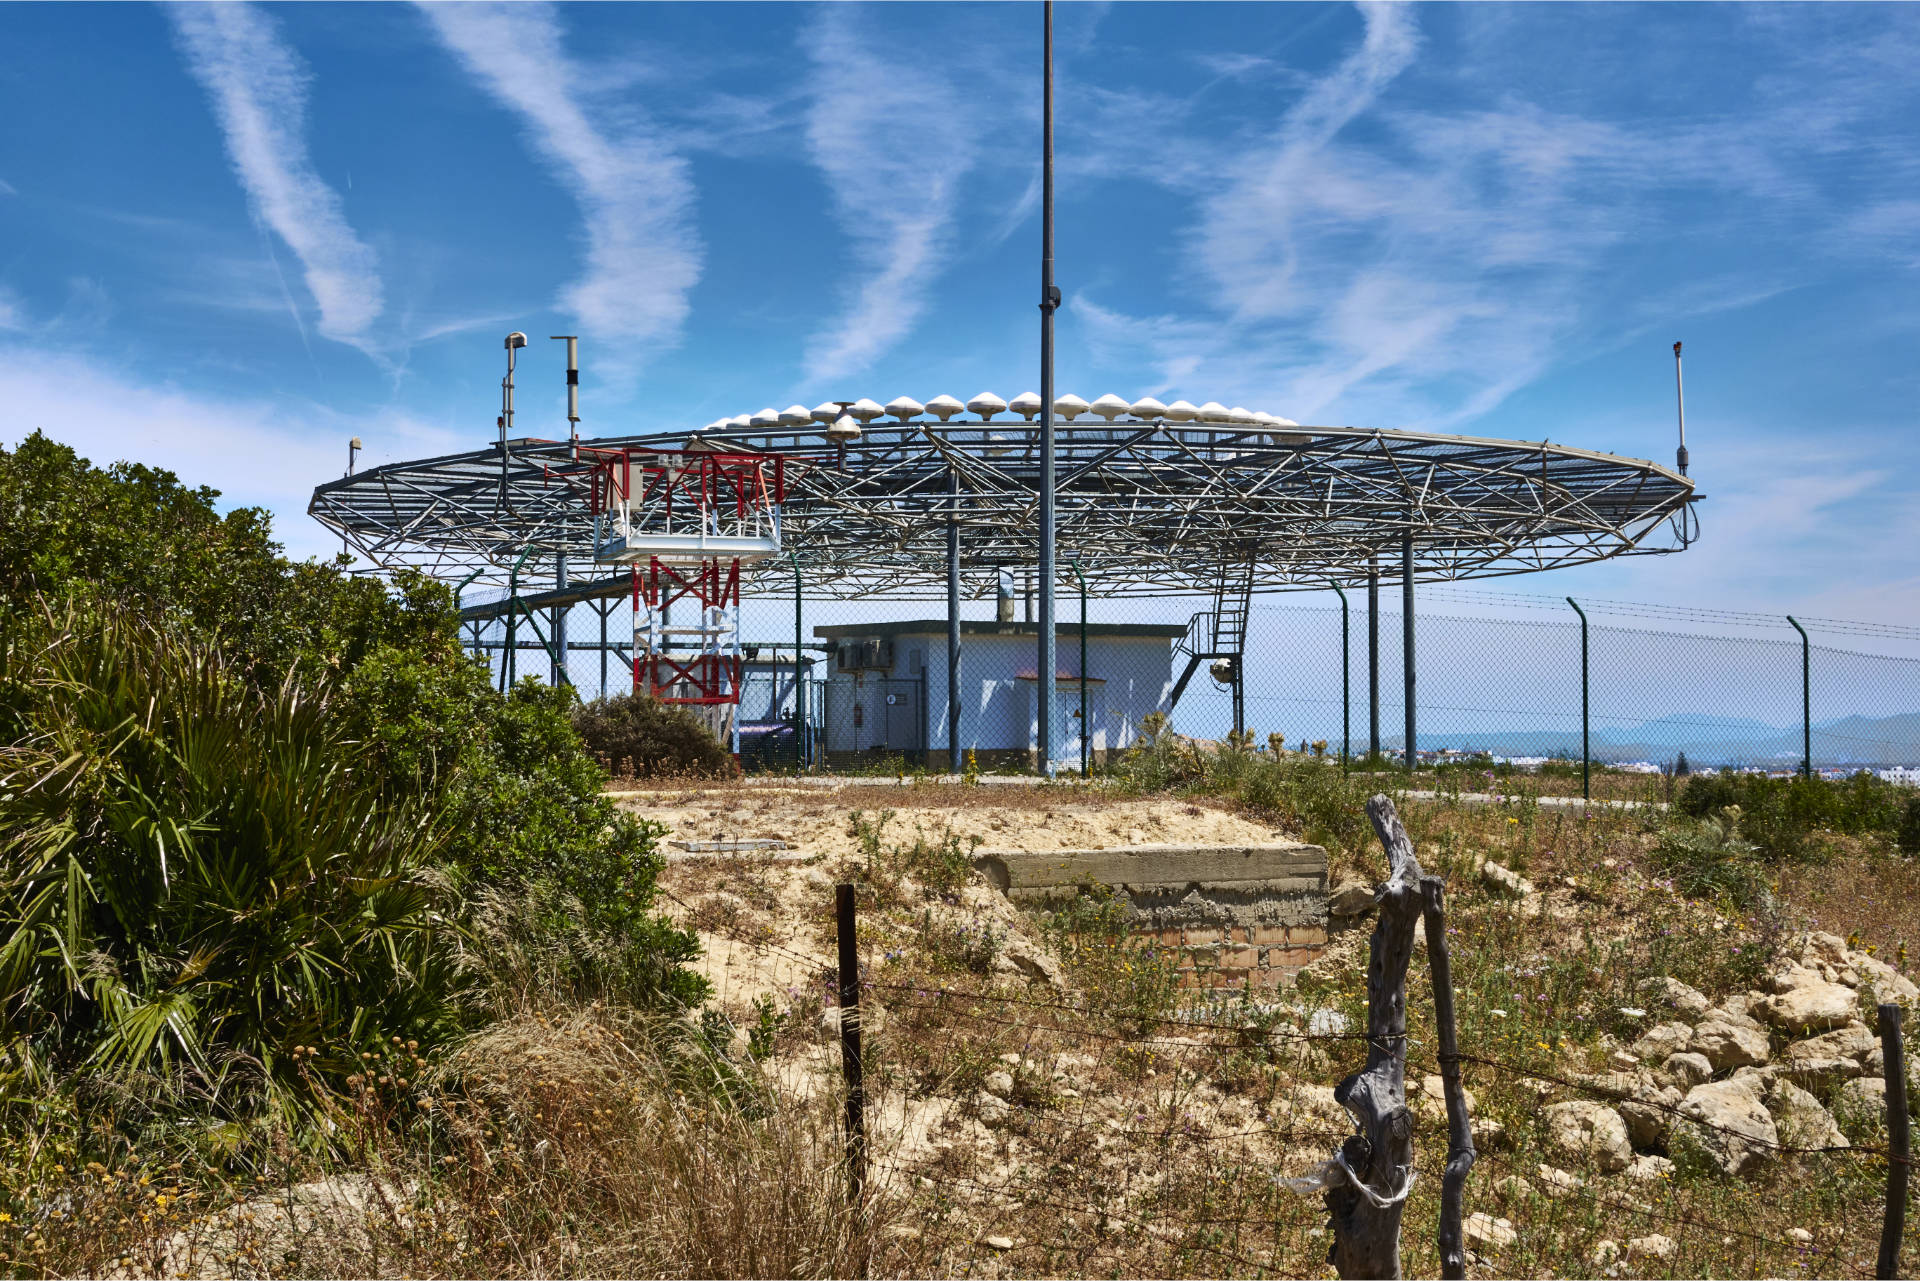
[1037,0,1060,779]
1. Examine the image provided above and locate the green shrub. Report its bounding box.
[1651,812,1771,909]
[0,605,457,1098]
[338,652,706,1011]
[572,692,733,779]
[1676,771,1908,860]
[1899,795,1920,855]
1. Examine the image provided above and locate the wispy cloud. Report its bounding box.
[0,341,461,563]
[420,2,701,367]
[797,7,994,384]
[0,287,22,331]
[168,2,384,348]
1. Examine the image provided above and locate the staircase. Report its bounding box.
[1166,558,1254,712]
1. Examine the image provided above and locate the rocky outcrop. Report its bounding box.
[1677,1077,1779,1175]
[1640,975,1712,1019]
[1755,983,1862,1034]
[1481,861,1534,897]
[1541,1101,1633,1174]
[1630,1021,1695,1063]
[1657,1051,1713,1090]
[1764,1077,1848,1150]
[1689,1010,1770,1072]
[1620,1081,1682,1152]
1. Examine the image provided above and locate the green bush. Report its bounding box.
[1899,794,1920,855]
[0,605,457,1098]
[1650,812,1771,909]
[1675,771,1908,860]
[572,692,733,779]
[338,651,706,1010]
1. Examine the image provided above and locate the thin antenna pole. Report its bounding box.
[552,335,580,459]
[1673,340,1688,477]
[1037,0,1058,779]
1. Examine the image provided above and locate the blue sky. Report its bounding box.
[2,2,1917,621]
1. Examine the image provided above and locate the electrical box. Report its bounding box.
[835,638,893,673]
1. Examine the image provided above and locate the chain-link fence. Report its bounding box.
[460,579,1920,779]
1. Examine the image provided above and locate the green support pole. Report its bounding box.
[1072,559,1088,776]
[1329,581,1350,771]
[1787,615,1811,778]
[504,544,537,691]
[454,568,484,666]
[1567,597,1589,801]
[792,552,806,771]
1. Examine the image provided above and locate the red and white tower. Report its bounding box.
[586,446,785,754]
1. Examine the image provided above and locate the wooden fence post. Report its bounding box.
[835,884,867,1216]
[1421,875,1476,1280]
[1324,795,1426,1279]
[1880,1003,1909,1281]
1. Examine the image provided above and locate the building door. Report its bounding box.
[884,680,921,760]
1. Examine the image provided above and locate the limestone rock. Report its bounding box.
[1620,1082,1682,1151]
[1463,1213,1516,1250]
[1535,1164,1583,1198]
[1756,983,1861,1034]
[1418,1073,1477,1110]
[1787,1227,1814,1243]
[978,1234,1014,1250]
[1608,1048,1640,1072]
[1690,1017,1770,1071]
[1849,951,1920,1004]
[1481,861,1534,896]
[1641,975,1712,1019]
[1328,877,1375,917]
[1473,1117,1509,1151]
[1631,1021,1696,1062]
[1592,1240,1622,1267]
[1678,1077,1779,1175]
[1627,1234,1677,1261]
[1658,1051,1713,1090]
[996,933,1065,985]
[1542,1101,1633,1173]
[1624,1153,1675,1182]
[1765,1078,1848,1150]
[1768,962,1827,993]
[974,1090,1011,1126]
[1788,1021,1878,1063]
[983,1069,1016,1099]
[1288,1083,1350,1128]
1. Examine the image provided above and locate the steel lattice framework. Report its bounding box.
[308,416,1698,599]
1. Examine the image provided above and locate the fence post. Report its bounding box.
[1567,598,1589,800]
[1073,558,1089,776]
[835,884,866,1218]
[947,468,962,775]
[1402,525,1415,772]
[1421,876,1476,1279]
[1330,581,1350,770]
[792,552,807,770]
[1324,795,1424,1279]
[1787,615,1811,778]
[1880,1003,1910,1281]
[1368,558,1380,763]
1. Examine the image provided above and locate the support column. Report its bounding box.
[598,598,609,700]
[947,468,962,772]
[552,554,568,688]
[1037,0,1058,780]
[1367,558,1380,762]
[793,553,807,771]
[1402,523,1416,771]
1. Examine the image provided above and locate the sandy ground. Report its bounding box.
[614,782,1284,859]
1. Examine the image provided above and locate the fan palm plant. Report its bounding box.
[0,602,458,1101]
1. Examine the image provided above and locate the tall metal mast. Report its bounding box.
[1037,0,1059,778]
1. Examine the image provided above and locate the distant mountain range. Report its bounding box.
[1395,710,1920,768]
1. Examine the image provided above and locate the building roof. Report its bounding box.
[813,620,1187,641]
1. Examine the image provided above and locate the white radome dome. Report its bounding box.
[925,394,964,421]
[1197,401,1231,422]
[1163,400,1199,422]
[779,404,812,426]
[967,392,1008,420]
[811,402,842,424]
[750,407,781,427]
[1008,391,1043,421]
[849,398,885,422]
[884,395,924,420]
[1129,397,1168,419]
[1054,393,1090,420]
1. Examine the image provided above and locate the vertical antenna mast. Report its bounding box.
[1673,340,1687,477]
[1037,0,1058,779]
[552,335,580,459]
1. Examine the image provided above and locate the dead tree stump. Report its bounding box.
[1325,794,1426,1280]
